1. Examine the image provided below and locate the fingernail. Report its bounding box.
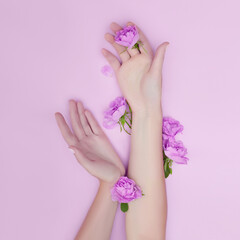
[68,147,75,154]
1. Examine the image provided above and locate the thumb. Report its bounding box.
[150,42,169,76]
[68,145,93,172]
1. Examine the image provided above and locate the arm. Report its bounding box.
[126,110,166,240]
[103,22,169,239]
[75,182,118,240]
[55,100,125,240]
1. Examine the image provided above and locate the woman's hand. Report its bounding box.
[55,100,125,185]
[102,22,169,115]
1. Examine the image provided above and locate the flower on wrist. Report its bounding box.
[111,176,143,212]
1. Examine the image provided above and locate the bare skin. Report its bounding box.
[103,22,168,114]
[103,22,169,240]
[55,21,169,240]
[55,100,125,240]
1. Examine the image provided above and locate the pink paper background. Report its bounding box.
[1,0,240,239]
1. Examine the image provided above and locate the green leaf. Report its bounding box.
[164,158,173,178]
[132,42,140,51]
[163,151,174,178]
[120,203,129,212]
[165,168,170,178]
[120,116,126,125]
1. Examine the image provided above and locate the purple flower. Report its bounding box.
[115,25,139,49]
[162,133,170,150]
[163,137,188,164]
[101,65,113,77]
[162,117,184,137]
[111,176,142,203]
[103,97,127,129]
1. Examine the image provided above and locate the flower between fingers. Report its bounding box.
[115,25,139,49]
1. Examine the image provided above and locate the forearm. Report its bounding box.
[126,109,167,240]
[75,182,118,240]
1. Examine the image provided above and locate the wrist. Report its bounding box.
[96,181,119,207]
[99,173,123,191]
[132,107,162,122]
[98,175,123,202]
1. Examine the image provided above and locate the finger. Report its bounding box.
[77,101,92,136]
[150,42,169,76]
[110,22,123,34]
[85,110,103,135]
[69,99,85,139]
[127,22,153,57]
[104,33,130,62]
[101,48,120,73]
[54,112,78,146]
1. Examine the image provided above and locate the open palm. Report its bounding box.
[55,100,125,184]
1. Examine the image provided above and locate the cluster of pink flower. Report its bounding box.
[102,25,188,212]
[103,97,188,178]
[162,117,188,177]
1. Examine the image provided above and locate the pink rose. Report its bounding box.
[115,25,139,49]
[162,117,184,137]
[103,97,127,129]
[163,137,189,164]
[111,176,142,203]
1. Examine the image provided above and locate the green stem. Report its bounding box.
[125,114,132,125]
[138,41,147,54]
[118,122,122,132]
[126,101,132,124]
[122,124,131,135]
[120,48,128,54]
[125,120,132,129]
